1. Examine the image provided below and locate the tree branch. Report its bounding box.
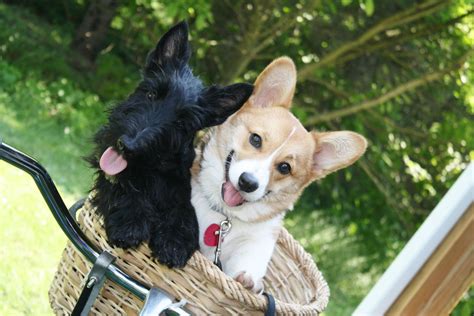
[307,77,351,100]
[367,109,428,138]
[333,9,474,67]
[305,49,473,125]
[222,0,318,83]
[298,0,451,80]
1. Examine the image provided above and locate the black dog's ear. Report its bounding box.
[199,83,254,127]
[146,21,190,70]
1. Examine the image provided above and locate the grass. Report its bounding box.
[0,162,71,315]
[0,41,97,314]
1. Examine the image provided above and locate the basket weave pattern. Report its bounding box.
[49,197,329,315]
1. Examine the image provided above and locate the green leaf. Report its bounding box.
[364,0,374,16]
[342,0,353,6]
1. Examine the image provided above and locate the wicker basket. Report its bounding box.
[49,197,329,315]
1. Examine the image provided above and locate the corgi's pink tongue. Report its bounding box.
[99,146,128,176]
[222,181,244,207]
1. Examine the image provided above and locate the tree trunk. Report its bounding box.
[71,0,118,68]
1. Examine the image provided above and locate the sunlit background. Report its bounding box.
[0,0,473,314]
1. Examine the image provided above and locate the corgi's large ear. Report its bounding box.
[199,83,254,127]
[247,57,296,109]
[311,131,367,179]
[146,21,190,70]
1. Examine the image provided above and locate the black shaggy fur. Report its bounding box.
[88,22,253,268]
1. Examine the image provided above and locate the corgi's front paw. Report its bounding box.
[235,271,263,293]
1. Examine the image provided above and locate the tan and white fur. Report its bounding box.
[191,57,367,292]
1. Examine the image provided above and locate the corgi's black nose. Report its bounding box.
[238,172,259,193]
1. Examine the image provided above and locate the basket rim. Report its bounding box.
[182,227,329,313]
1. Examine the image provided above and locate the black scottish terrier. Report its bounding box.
[88,22,253,268]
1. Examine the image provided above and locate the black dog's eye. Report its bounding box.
[146,91,157,101]
[277,162,291,175]
[117,138,125,152]
[176,120,184,128]
[249,133,262,148]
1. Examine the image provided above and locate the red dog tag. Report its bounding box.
[204,223,220,246]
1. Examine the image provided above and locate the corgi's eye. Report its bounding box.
[249,133,262,148]
[147,91,157,101]
[277,162,291,175]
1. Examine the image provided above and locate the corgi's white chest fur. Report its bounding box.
[193,183,282,282]
[191,140,283,291]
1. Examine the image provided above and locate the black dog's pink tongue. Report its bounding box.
[99,146,128,176]
[222,181,244,207]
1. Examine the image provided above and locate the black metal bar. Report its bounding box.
[0,139,149,300]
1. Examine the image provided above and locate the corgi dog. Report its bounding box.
[191,57,367,292]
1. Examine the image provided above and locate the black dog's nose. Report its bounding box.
[238,172,259,193]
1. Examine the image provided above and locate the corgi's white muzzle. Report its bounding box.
[221,150,271,207]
